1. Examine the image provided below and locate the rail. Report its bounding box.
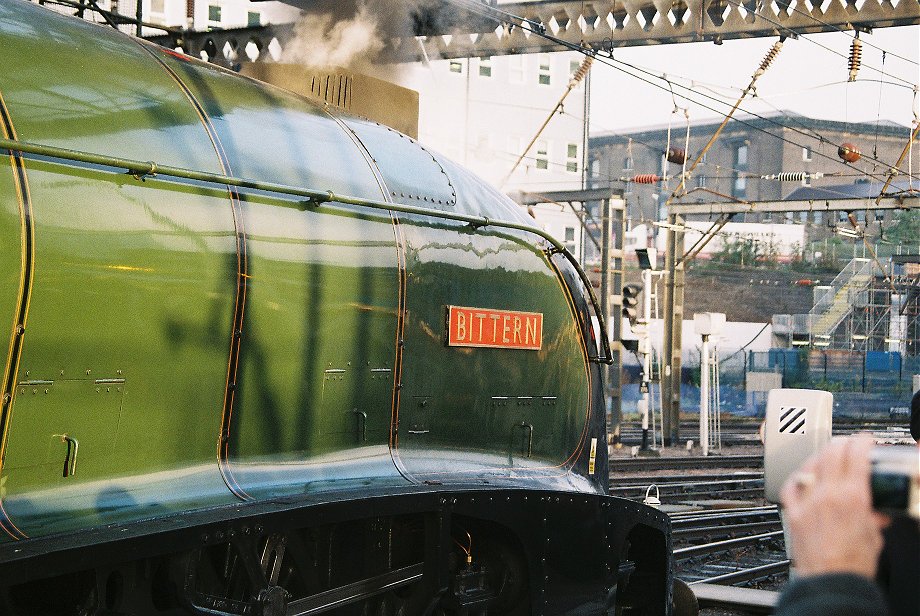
[673,530,784,560]
[692,560,790,586]
[609,455,763,472]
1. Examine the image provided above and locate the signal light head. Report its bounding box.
[621,283,644,325]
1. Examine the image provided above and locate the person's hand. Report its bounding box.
[780,434,889,579]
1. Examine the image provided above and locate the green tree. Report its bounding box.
[885,210,920,245]
[712,234,760,266]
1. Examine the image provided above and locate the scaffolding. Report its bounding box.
[844,272,920,358]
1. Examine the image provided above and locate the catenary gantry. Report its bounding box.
[146,0,920,64]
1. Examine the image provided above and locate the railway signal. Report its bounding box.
[622,283,644,326]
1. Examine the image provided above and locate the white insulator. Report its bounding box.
[848,37,862,82]
[568,55,594,88]
[762,171,825,182]
[753,40,783,78]
[764,172,806,182]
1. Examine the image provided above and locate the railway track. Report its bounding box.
[615,422,763,447]
[607,420,905,613]
[615,419,912,448]
[610,454,763,472]
[671,506,789,589]
[607,453,788,612]
[610,477,765,501]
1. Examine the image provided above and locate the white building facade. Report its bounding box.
[396,53,591,259]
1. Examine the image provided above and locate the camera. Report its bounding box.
[871,446,919,519]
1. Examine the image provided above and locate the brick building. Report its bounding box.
[588,112,912,229]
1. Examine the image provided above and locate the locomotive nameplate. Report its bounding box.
[446,306,542,351]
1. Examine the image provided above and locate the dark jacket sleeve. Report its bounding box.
[910,389,920,442]
[774,573,889,616]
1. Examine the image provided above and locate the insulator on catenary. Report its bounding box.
[838,142,861,163]
[754,39,783,78]
[666,147,687,164]
[568,55,594,88]
[630,174,661,184]
[761,172,825,182]
[848,36,862,82]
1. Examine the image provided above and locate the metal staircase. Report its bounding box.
[809,258,878,341]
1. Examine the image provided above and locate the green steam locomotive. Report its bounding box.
[0,1,671,613]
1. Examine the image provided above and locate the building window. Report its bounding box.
[478,57,492,77]
[814,211,823,225]
[566,143,579,173]
[508,56,524,83]
[537,54,551,85]
[802,147,812,162]
[801,174,811,187]
[623,156,633,172]
[564,226,576,252]
[569,59,582,77]
[590,158,600,179]
[733,176,747,197]
[736,143,748,166]
[448,60,464,74]
[696,174,707,188]
[732,142,749,198]
[535,141,549,170]
[247,11,261,26]
[208,4,221,22]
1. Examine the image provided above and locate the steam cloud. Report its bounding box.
[283,0,435,72]
[284,5,383,71]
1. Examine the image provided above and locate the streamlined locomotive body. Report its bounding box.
[0,1,671,613]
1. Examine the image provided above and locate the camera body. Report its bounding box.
[764,389,919,519]
[871,446,920,519]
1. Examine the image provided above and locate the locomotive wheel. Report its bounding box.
[480,542,529,615]
[672,579,699,616]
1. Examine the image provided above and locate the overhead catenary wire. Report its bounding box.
[564,33,918,185]
[662,37,786,221]
[559,44,918,187]
[558,112,897,190]
[474,21,919,188]
[599,54,916,185]
[500,53,594,187]
[557,107,916,197]
[443,0,919,193]
[719,0,918,88]
[735,0,919,68]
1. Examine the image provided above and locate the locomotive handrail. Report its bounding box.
[0,136,614,364]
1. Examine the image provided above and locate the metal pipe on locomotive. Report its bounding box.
[0,1,672,613]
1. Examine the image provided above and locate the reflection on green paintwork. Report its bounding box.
[0,0,600,542]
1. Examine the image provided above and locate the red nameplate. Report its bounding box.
[446,306,543,351]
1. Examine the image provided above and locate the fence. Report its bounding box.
[747,349,914,392]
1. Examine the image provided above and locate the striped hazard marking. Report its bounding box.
[778,406,807,434]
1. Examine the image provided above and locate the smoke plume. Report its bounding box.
[283,0,436,72]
